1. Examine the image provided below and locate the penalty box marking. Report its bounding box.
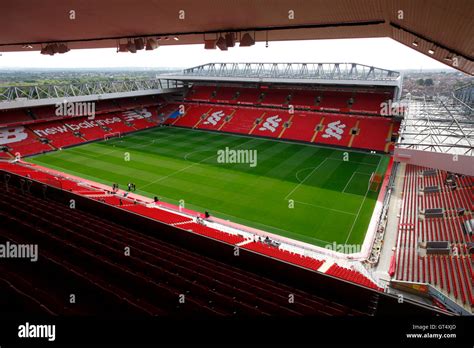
[344,155,383,244]
[286,157,377,201]
[285,156,379,223]
[342,171,372,194]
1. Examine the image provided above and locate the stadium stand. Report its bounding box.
[214,86,239,102]
[242,241,325,271]
[219,107,264,134]
[325,264,382,291]
[0,109,33,125]
[260,88,291,106]
[171,102,399,153]
[394,164,474,310]
[290,89,318,109]
[0,101,177,157]
[0,160,385,294]
[235,87,261,105]
[0,171,373,316]
[319,90,352,112]
[282,112,323,142]
[185,85,393,116]
[185,85,215,101]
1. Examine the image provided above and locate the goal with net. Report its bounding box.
[104,132,122,141]
[368,172,383,192]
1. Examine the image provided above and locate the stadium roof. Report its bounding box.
[161,62,402,88]
[395,85,474,175]
[0,0,472,74]
[0,79,183,109]
[398,96,473,156]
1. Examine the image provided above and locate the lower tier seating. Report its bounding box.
[0,104,174,157]
[0,182,366,316]
[172,103,399,153]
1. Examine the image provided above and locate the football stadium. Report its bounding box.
[0,0,473,343]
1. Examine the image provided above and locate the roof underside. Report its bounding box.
[0,0,472,75]
[398,93,474,156]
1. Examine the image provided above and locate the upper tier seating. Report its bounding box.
[184,85,393,115]
[235,88,261,105]
[351,91,393,114]
[0,109,33,126]
[185,86,215,101]
[213,86,239,102]
[260,89,291,106]
[290,90,317,109]
[318,91,353,112]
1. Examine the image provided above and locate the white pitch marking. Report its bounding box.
[344,156,383,244]
[342,171,372,194]
[284,158,329,200]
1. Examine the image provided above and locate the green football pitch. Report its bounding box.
[26,127,389,248]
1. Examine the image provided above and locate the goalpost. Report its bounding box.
[368,172,383,192]
[104,132,122,141]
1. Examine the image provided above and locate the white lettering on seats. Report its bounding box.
[203,110,225,126]
[258,115,282,132]
[322,120,346,141]
[122,108,152,122]
[0,126,28,145]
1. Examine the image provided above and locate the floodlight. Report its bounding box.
[225,33,235,48]
[57,44,70,54]
[118,43,129,52]
[127,40,137,53]
[134,38,145,50]
[216,36,227,51]
[146,38,159,50]
[204,39,217,49]
[239,33,255,47]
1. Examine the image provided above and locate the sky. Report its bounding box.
[0,37,453,71]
